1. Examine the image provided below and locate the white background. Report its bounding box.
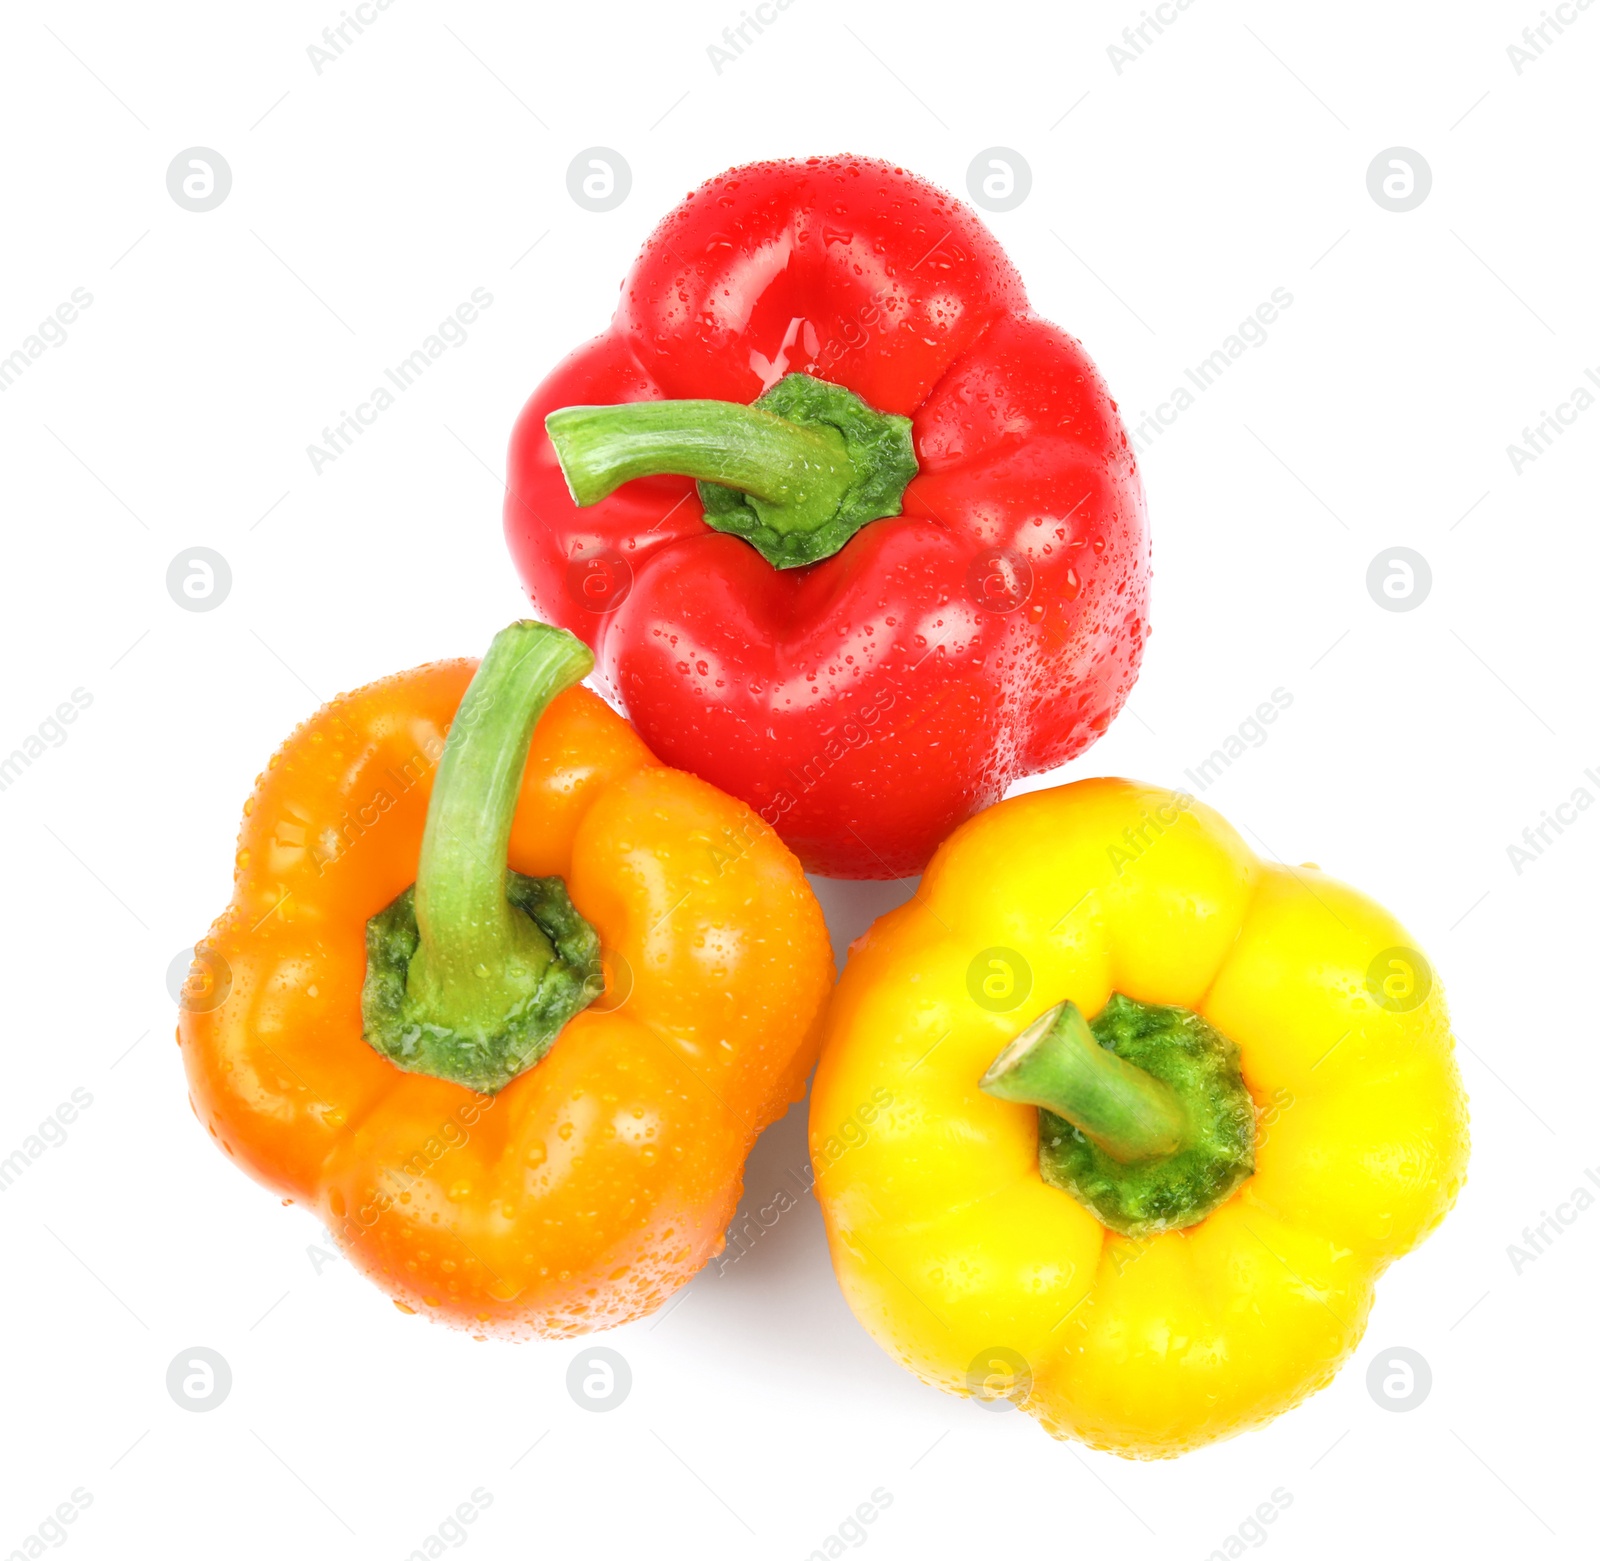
[1,1,1594,1556]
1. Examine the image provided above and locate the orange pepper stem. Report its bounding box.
[410,622,592,1014]
[360,621,605,1093]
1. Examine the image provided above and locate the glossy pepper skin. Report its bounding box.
[505,155,1148,879]
[810,779,1468,1456]
[179,646,833,1338]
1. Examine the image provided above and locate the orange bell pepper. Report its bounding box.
[178,620,833,1337]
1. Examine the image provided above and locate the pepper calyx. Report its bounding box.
[359,620,604,1094]
[981,993,1256,1237]
[363,873,602,1095]
[545,372,917,570]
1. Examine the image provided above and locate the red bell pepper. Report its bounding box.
[505,155,1148,878]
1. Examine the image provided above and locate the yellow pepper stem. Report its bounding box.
[981,1001,1188,1163]
[981,994,1257,1237]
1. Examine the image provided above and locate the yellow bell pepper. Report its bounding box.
[810,778,1468,1457]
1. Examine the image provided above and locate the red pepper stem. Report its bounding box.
[544,373,919,571]
[546,399,855,530]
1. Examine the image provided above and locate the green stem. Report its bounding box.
[544,372,918,571]
[546,399,855,527]
[405,623,593,1030]
[981,1001,1188,1163]
[360,621,606,1094]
